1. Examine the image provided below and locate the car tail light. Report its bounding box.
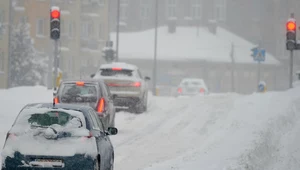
[200,88,205,93]
[76,81,85,86]
[131,82,141,87]
[54,97,59,104]
[81,131,93,141]
[178,88,182,93]
[97,98,105,116]
[108,82,141,87]
[112,67,122,71]
[6,133,16,140]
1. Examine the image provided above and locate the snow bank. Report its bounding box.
[143,88,300,170]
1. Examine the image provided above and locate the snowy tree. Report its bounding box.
[10,19,47,87]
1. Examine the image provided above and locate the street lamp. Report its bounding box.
[116,0,120,62]
[152,0,158,96]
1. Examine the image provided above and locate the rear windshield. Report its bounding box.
[15,110,86,129]
[100,69,133,77]
[28,111,76,127]
[181,80,203,86]
[59,83,98,103]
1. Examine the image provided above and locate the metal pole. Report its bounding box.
[230,43,235,92]
[53,40,59,92]
[289,50,293,88]
[152,0,158,96]
[7,0,13,88]
[257,61,261,91]
[115,0,120,62]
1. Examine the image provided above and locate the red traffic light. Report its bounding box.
[287,21,296,31]
[51,10,60,19]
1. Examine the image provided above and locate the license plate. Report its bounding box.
[35,159,62,163]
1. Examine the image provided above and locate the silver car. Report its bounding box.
[176,78,209,96]
[91,62,150,113]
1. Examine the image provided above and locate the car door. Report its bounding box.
[88,109,113,169]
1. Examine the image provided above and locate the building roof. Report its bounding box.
[110,26,280,65]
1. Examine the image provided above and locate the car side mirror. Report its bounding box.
[145,76,151,81]
[90,74,95,78]
[107,127,118,135]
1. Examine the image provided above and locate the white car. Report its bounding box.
[91,62,150,113]
[176,78,209,96]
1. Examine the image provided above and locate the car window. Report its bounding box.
[104,84,112,97]
[88,110,100,130]
[89,109,104,131]
[100,68,133,77]
[59,83,98,104]
[137,69,143,79]
[100,83,109,97]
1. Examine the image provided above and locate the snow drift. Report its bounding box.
[143,87,300,170]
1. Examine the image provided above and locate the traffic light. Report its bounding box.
[50,7,60,40]
[286,18,297,50]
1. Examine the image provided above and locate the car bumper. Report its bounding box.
[113,97,141,108]
[2,152,94,170]
[110,90,142,98]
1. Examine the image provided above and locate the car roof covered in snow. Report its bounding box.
[99,62,138,70]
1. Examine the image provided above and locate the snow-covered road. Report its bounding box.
[0,86,300,170]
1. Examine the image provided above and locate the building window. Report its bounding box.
[36,18,45,36]
[98,24,103,40]
[0,9,4,40]
[67,21,75,38]
[0,51,4,72]
[81,21,93,38]
[120,0,129,20]
[98,0,105,6]
[215,0,226,21]
[191,0,202,19]
[167,0,177,18]
[140,0,150,19]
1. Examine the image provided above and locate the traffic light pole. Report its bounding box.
[152,0,158,96]
[53,40,59,92]
[289,50,294,88]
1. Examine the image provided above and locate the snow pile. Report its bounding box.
[110,26,280,65]
[142,87,300,170]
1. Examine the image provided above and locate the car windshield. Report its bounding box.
[100,69,133,77]
[59,84,98,104]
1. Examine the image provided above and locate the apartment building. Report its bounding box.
[0,1,10,88]
[109,0,227,32]
[0,0,109,88]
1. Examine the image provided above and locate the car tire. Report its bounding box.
[94,159,100,170]
[110,155,114,170]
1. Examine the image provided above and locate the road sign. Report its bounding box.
[251,47,266,62]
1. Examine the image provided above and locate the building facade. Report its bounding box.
[109,0,227,32]
[0,0,10,88]
[0,0,110,88]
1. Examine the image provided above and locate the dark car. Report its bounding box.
[54,79,116,130]
[1,103,118,170]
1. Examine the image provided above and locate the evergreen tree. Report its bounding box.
[10,20,46,87]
